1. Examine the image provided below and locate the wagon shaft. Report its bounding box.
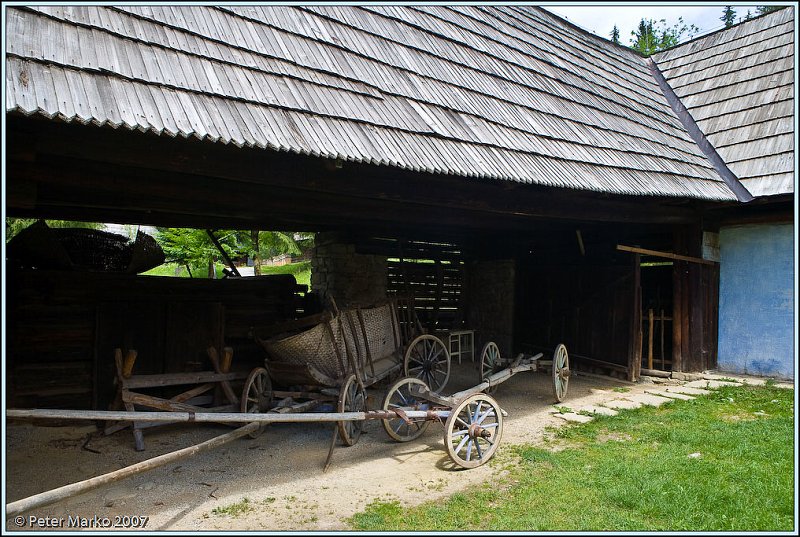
[7,408,452,424]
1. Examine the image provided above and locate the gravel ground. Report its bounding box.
[5,360,634,532]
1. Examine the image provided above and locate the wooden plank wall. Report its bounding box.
[515,260,635,372]
[7,270,307,410]
[355,236,466,330]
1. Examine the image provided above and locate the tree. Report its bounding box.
[246,230,304,275]
[630,17,700,57]
[154,227,309,277]
[610,25,620,45]
[155,227,246,278]
[757,6,783,15]
[721,6,736,28]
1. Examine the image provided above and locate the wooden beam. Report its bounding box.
[8,115,707,229]
[6,423,261,516]
[616,244,716,265]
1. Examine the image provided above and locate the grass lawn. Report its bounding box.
[349,383,795,532]
[141,261,311,287]
[259,260,311,287]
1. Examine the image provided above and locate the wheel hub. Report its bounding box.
[468,423,492,440]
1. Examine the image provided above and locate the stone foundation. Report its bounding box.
[311,233,387,308]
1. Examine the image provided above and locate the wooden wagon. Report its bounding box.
[242,297,454,447]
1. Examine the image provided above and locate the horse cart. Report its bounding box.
[243,298,453,447]
[240,298,571,469]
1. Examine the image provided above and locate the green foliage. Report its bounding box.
[610,25,620,44]
[629,17,699,56]
[259,260,312,287]
[349,385,794,531]
[211,498,253,518]
[721,6,736,28]
[5,218,102,242]
[154,227,245,277]
[757,6,784,15]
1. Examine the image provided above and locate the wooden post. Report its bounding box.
[206,347,239,405]
[5,423,260,516]
[122,350,137,378]
[660,309,665,369]
[647,308,654,370]
[672,230,685,373]
[628,253,642,382]
[220,347,233,373]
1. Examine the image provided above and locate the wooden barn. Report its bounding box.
[654,7,795,379]
[4,5,795,413]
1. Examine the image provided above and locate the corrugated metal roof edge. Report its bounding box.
[647,58,754,203]
[7,107,737,202]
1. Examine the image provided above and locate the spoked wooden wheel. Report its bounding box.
[551,343,570,403]
[479,341,501,394]
[404,335,451,393]
[444,394,503,469]
[381,377,432,442]
[338,374,366,446]
[241,367,273,439]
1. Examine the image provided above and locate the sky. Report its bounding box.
[543,3,764,46]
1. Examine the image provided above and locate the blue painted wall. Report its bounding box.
[718,224,795,379]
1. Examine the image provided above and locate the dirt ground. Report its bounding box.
[5,360,636,532]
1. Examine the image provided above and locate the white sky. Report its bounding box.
[542,3,765,46]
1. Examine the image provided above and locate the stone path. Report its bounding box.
[552,372,793,425]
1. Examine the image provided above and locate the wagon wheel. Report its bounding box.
[444,393,503,469]
[241,367,273,439]
[479,342,501,395]
[381,377,432,442]
[404,335,451,393]
[551,343,570,403]
[337,374,366,446]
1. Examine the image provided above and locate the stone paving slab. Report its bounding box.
[645,389,695,401]
[663,386,711,396]
[553,412,594,424]
[578,405,619,417]
[625,393,674,407]
[601,399,642,410]
[684,379,742,390]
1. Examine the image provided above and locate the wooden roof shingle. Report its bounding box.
[654,7,795,198]
[6,5,740,200]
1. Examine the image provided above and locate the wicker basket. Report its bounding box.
[262,317,348,380]
[261,302,401,381]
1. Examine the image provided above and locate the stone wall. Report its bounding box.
[466,259,516,360]
[311,233,387,308]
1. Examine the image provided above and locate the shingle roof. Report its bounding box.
[5,5,737,200]
[653,7,795,198]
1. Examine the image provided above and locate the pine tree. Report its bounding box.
[610,25,620,45]
[630,17,699,57]
[721,6,736,28]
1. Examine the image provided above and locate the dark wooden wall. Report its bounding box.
[515,258,636,374]
[7,270,307,410]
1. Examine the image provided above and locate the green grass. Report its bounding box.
[349,384,794,531]
[140,260,311,286]
[258,260,311,287]
[211,497,253,518]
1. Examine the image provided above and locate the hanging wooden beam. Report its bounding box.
[617,245,716,265]
[206,229,241,277]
